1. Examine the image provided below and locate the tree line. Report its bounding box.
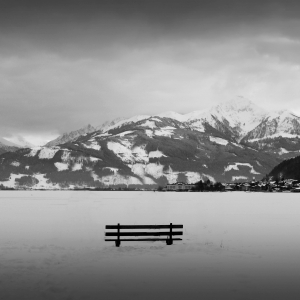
[193,179,224,191]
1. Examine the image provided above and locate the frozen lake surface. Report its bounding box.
[0,191,300,300]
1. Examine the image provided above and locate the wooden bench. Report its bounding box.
[105,223,183,247]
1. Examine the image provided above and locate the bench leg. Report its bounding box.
[115,240,121,247]
[166,239,173,245]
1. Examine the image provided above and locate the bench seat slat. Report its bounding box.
[105,238,182,241]
[106,225,183,229]
[105,231,183,237]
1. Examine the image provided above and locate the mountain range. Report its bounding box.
[1,96,300,189]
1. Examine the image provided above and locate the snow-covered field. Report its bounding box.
[0,191,300,300]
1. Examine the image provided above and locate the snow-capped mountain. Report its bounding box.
[242,110,300,141]
[0,115,281,189]
[98,115,151,133]
[184,96,267,141]
[45,116,151,147]
[1,96,300,189]
[96,117,125,132]
[45,124,96,147]
[240,109,300,157]
[155,111,190,122]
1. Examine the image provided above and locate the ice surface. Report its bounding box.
[0,191,300,300]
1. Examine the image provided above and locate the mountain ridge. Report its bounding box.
[1,97,300,189]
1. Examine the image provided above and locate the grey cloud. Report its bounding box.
[1,0,300,141]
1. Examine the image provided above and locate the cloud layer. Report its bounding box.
[1,0,300,143]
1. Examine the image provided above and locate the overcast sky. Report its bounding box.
[1,0,300,145]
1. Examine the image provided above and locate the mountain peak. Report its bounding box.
[45,124,96,147]
[213,96,260,113]
[155,111,187,122]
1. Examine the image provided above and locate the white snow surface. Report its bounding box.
[149,150,167,158]
[206,97,267,135]
[187,120,205,132]
[209,136,229,146]
[248,132,300,142]
[25,147,42,157]
[107,142,166,164]
[224,163,260,174]
[32,174,60,189]
[202,173,216,183]
[1,191,300,300]
[0,173,60,189]
[141,120,156,129]
[107,141,135,163]
[114,131,135,137]
[82,142,101,151]
[54,162,69,171]
[38,147,60,159]
[129,164,156,184]
[11,161,20,167]
[90,157,100,162]
[278,148,289,155]
[163,166,179,184]
[72,163,83,171]
[145,163,164,179]
[0,173,28,188]
[144,130,153,138]
[149,117,162,122]
[103,115,150,132]
[232,176,248,181]
[155,111,188,122]
[232,142,244,148]
[154,127,175,137]
[185,172,201,183]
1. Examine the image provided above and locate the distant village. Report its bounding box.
[162,179,300,193]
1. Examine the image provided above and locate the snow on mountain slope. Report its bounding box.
[243,110,300,141]
[96,117,125,132]
[208,97,267,134]
[155,111,188,122]
[186,97,267,141]
[102,115,150,133]
[45,124,96,147]
[2,96,299,188]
